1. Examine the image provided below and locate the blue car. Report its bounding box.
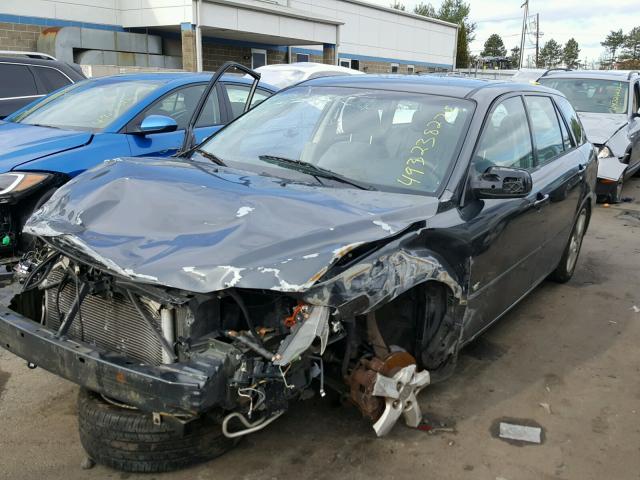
[0,69,276,257]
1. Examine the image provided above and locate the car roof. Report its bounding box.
[541,70,638,81]
[0,55,85,79]
[298,74,559,99]
[79,71,278,91]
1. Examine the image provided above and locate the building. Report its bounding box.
[0,0,458,74]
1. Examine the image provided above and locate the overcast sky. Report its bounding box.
[368,0,639,65]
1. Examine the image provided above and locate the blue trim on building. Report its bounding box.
[180,22,194,31]
[291,47,451,69]
[0,13,124,31]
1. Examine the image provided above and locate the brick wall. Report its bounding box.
[202,43,288,71]
[0,22,45,52]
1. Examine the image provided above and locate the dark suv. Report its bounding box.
[0,51,85,118]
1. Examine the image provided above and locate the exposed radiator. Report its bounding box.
[44,268,166,365]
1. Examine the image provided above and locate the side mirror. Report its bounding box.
[135,115,178,135]
[471,165,533,199]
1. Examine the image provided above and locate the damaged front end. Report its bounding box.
[1,157,467,437]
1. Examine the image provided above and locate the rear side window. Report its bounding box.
[555,96,585,145]
[524,96,564,166]
[34,66,71,92]
[223,84,271,120]
[474,96,534,171]
[0,63,38,97]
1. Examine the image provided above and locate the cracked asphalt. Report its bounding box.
[1,177,639,480]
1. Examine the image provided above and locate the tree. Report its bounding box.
[563,38,580,68]
[509,46,521,68]
[413,2,436,17]
[601,29,625,65]
[412,0,475,69]
[481,33,507,57]
[538,39,563,67]
[438,0,476,43]
[390,1,405,11]
[456,23,470,68]
[621,26,640,60]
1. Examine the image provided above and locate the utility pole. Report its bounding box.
[519,0,529,68]
[535,13,540,67]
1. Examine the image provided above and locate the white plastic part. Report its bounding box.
[160,308,175,364]
[371,364,431,437]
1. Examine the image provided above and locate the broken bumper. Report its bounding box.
[0,307,237,415]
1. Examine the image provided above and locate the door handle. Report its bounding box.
[533,193,550,208]
[578,163,586,171]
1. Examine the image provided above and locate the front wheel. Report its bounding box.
[609,178,624,204]
[77,389,238,473]
[549,206,588,283]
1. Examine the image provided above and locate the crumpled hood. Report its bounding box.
[578,112,627,146]
[0,121,92,170]
[25,157,440,293]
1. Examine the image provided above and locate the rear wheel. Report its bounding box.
[549,206,588,283]
[77,389,238,473]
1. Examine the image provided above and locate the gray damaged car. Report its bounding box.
[539,70,640,202]
[0,75,596,473]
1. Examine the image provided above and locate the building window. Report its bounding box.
[251,49,267,69]
[296,53,309,62]
[391,63,399,73]
[339,58,351,68]
[407,65,415,75]
[351,59,360,71]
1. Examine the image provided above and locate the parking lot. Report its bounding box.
[0,177,637,480]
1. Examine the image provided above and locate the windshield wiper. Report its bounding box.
[258,155,374,191]
[194,148,226,166]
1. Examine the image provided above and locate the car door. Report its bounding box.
[523,94,586,279]
[126,83,224,157]
[0,63,42,118]
[629,80,640,170]
[463,95,550,341]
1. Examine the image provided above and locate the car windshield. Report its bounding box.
[10,78,164,131]
[539,78,629,114]
[199,86,473,194]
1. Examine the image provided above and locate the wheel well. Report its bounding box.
[372,281,461,378]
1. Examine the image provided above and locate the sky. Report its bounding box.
[367,0,639,66]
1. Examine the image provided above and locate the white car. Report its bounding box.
[251,62,364,89]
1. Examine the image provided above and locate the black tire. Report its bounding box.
[549,206,589,283]
[77,389,238,473]
[609,178,624,204]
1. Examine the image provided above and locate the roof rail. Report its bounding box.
[540,67,572,78]
[628,71,639,80]
[0,50,57,61]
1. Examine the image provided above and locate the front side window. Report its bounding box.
[10,79,164,131]
[525,96,564,166]
[141,84,221,130]
[474,96,534,171]
[539,77,629,114]
[199,86,474,195]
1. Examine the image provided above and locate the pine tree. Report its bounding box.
[562,38,580,68]
[481,34,507,57]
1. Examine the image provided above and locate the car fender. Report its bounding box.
[597,155,627,182]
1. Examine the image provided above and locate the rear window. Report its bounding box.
[0,63,38,97]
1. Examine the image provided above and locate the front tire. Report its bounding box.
[609,178,624,204]
[549,206,588,283]
[77,389,238,473]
